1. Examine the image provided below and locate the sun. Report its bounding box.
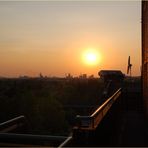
[82,49,101,66]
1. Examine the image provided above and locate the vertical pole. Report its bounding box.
[142,1,148,116]
[130,67,132,78]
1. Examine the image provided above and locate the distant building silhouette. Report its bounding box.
[65,73,73,79]
[19,75,29,79]
[79,74,87,79]
[88,75,94,79]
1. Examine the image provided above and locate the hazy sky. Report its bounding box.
[0,1,141,77]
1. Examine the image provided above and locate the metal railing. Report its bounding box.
[75,88,122,130]
[0,116,72,146]
[0,133,69,146]
[0,89,122,146]
[58,135,73,148]
[0,116,27,133]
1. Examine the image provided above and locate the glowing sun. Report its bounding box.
[82,49,101,66]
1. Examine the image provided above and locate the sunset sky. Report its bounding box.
[0,1,141,77]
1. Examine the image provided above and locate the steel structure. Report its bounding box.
[74,88,121,130]
[142,1,148,115]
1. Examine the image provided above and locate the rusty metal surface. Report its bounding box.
[142,1,148,115]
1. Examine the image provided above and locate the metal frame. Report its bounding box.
[75,88,122,130]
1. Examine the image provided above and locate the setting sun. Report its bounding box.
[82,49,101,66]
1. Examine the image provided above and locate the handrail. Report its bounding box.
[0,115,27,132]
[0,116,71,147]
[58,136,72,148]
[91,88,121,117]
[75,88,122,130]
[0,133,68,146]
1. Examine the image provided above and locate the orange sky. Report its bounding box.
[0,1,141,77]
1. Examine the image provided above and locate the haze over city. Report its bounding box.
[0,1,141,77]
